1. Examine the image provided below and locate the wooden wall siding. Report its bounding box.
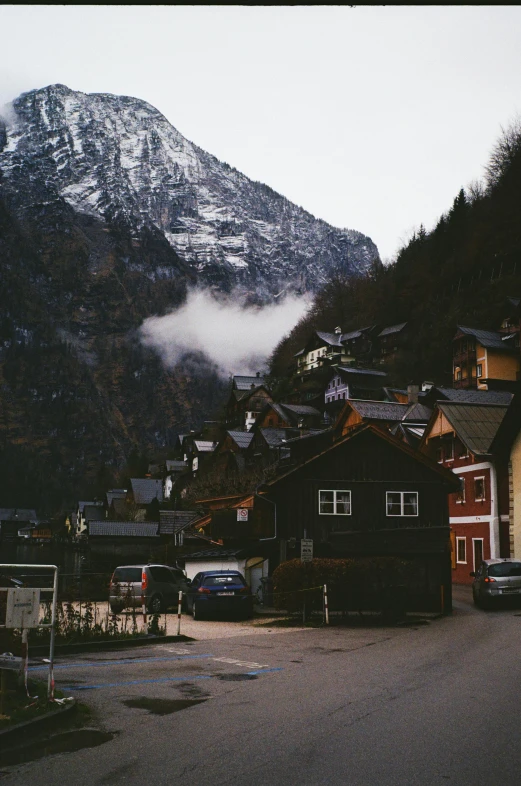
[270,433,451,551]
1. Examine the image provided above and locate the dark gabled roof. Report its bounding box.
[348,400,409,421]
[83,504,105,521]
[315,331,344,347]
[455,325,515,352]
[233,375,267,390]
[281,404,321,416]
[403,403,432,422]
[226,431,254,449]
[106,489,127,506]
[0,508,38,521]
[258,428,297,447]
[341,329,363,341]
[334,366,387,378]
[278,428,333,445]
[434,387,514,405]
[262,423,459,490]
[159,510,201,534]
[78,501,104,514]
[130,478,164,504]
[88,521,160,537]
[383,387,408,402]
[435,402,509,456]
[232,389,249,402]
[165,460,188,472]
[378,323,407,337]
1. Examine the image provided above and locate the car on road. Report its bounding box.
[185,570,254,620]
[109,563,191,614]
[471,558,521,609]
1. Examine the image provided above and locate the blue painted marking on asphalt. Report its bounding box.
[64,675,214,691]
[28,654,214,672]
[63,669,283,691]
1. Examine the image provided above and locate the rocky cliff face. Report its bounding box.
[0,84,377,297]
[0,84,378,514]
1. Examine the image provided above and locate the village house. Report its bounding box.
[452,326,520,391]
[254,402,323,430]
[259,423,459,611]
[377,323,409,365]
[324,366,388,403]
[420,400,510,584]
[73,500,105,537]
[0,508,38,541]
[224,383,273,431]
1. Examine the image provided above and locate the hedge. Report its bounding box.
[271,557,412,616]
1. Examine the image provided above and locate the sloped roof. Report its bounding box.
[341,329,363,341]
[383,387,408,402]
[88,521,159,537]
[106,489,127,506]
[78,501,104,514]
[434,387,513,405]
[258,428,297,447]
[165,460,188,472]
[233,375,267,390]
[0,508,38,521]
[348,400,409,421]
[227,431,254,449]
[335,366,387,377]
[403,403,432,422]
[194,440,217,453]
[159,510,201,534]
[455,325,515,352]
[263,423,459,490]
[437,402,509,456]
[184,547,260,560]
[130,478,164,504]
[378,323,407,337]
[232,389,250,402]
[282,404,321,416]
[83,504,105,521]
[315,331,344,347]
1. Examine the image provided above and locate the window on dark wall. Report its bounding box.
[386,491,418,516]
[319,490,352,515]
[456,476,465,503]
[477,364,482,378]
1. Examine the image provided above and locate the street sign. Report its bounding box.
[301,538,313,562]
[0,652,22,671]
[237,508,249,522]
[5,588,41,629]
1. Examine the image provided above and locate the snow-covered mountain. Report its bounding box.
[0,84,378,296]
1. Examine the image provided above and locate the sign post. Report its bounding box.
[237,509,249,522]
[300,538,313,562]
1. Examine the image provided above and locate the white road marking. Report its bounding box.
[159,646,271,669]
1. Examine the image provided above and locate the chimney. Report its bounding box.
[256,371,260,378]
[421,381,434,392]
[334,326,342,334]
[407,384,419,404]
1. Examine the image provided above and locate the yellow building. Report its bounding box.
[453,326,519,391]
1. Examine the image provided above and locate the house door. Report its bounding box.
[473,538,484,572]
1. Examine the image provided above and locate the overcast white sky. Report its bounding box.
[2,5,521,261]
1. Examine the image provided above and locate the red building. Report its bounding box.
[420,400,510,584]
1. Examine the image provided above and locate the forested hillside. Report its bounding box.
[270,122,521,387]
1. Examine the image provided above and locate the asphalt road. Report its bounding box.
[3,585,521,785]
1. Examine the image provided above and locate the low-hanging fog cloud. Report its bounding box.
[140,288,311,377]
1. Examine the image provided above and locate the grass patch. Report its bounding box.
[0,677,70,730]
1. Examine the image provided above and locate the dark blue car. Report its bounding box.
[186,570,254,620]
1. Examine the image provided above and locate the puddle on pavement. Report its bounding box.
[0,729,115,767]
[218,674,258,681]
[122,697,207,715]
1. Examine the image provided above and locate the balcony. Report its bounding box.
[453,376,478,390]
[453,348,476,364]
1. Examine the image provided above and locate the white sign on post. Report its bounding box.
[237,508,249,522]
[6,588,41,629]
[301,538,313,562]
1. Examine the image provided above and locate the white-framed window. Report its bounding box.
[386,491,419,517]
[456,537,467,564]
[477,364,483,378]
[456,476,465,503]
[444,439,454,461]
[318,490,351,515]
[474,476,486,501]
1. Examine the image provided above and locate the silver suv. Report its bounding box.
[109,563,190,614]
[471,558,521,609]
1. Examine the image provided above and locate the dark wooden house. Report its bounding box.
[260,424,459,611]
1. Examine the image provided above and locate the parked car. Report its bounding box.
[185,570,253,620]
[471,558,521,609]
[109,563,190,614]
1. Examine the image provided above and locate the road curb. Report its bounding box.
[0,698,77,745]
[29,634,194,657]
